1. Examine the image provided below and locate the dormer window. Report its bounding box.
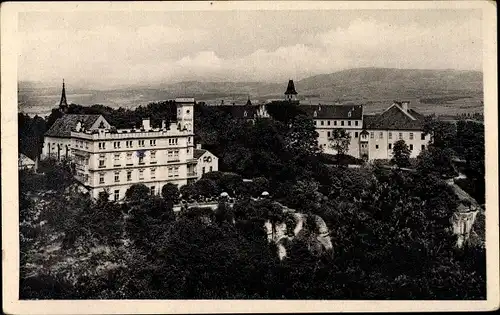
[348,111,352,118]
[244,111,247,117]
[313,111,317,117]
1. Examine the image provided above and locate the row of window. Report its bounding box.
[95,138,184,150]
[369,131,425,140]
[97,150,183,168]
[315,120,359,127]
[111,185,157,201]
[373,144,426,151]
[99,166,180,184]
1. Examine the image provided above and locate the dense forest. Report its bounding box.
[18,101,485,299]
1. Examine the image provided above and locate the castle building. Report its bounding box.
[42,84,218,200]
[212,80,431,161]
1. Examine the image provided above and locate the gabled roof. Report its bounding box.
[19,153,35,165]
[364,106,425,131]
[194,149,207,159]
[301,104,363,120]
[45,114,103,137]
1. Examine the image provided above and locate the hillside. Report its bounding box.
[18,68,483,116]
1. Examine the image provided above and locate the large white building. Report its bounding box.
[42,84,218,201]
[215,80,431,161]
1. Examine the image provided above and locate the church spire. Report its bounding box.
[59,79,68,112]
[284,79,298,101]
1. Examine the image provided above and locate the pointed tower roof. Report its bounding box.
[246,96,252,106]
[59,79,68,108]
[284,79,298,95]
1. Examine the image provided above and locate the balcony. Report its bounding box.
[187,171,197,177]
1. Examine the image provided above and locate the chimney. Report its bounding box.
[196,144,202,149]
[402,101,409,112]
[161,120,166,129]
[142,118,150,131]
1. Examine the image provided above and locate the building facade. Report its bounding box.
[194,145,219,178]
[69,98,200,201]
[211,80,431,161]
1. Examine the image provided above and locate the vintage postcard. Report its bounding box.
[2,1,498,314]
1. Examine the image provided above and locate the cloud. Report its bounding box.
[18,12,482,86]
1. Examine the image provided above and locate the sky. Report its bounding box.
[18,9,482,88]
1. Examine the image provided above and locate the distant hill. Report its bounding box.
[296,67,483,99]
[18,68,483,116]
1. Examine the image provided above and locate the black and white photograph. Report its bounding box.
[2,1,498,313]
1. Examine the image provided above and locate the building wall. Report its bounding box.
[365,129,431,160]
[314,118,363,157]
[71,103,197,201]
[196,151,219,179]
[42,136,72,161]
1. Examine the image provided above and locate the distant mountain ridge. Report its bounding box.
[18,68,483,116]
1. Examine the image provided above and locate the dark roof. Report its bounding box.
[301,104,363,120]
[363,105,425,130]
[194,149,207,159]
[45,114,102,137]
[217,105,258,119]
[284,80,298,95]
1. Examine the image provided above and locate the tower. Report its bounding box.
[175,97,194,133]
[284,79,298,101]
[59,79,68,113]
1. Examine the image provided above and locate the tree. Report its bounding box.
[391,140,411,168]
[161,183,180,203]
[192,178,220,200]
[284,114,320,158]
[125,184,150,201]
[328,128,351,160]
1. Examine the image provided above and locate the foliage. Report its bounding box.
[328,128,351,159]
[125,184,150,201]
[391,140,411,168]
[161,183,180,203]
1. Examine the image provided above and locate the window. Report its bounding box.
[341,121,345,126]
[99,142,106,150]
[168,138,178,145]
[379,132,383,139]
[150,151,156,164]
[209,166,213,172]
[388,143,392,149]
[126,152,133,165]
[127,171,132,181]
[409,133,414,140]
[313,111,318,117]
[376,145,379,149]
[173,150,180,161]
[389,132,392,139]
[113,141,121,149]
[126,140,133,148]
[327,120,331,125]
[85,142,89,149]
[327,131,331,137]
[421,144,425,150]
[334,121,337,126]
[114,190,119,201]
[421,133,426,140]
[355,121,359,126]
[150,139,156,146]
[173,166,179,177]
[321,121,324,126]
[314,120,317,126]
[355,132,359,138]
[151,168,156,179]
[202,167,206,174]
[370,132,374,139]
[348,121,351,126]
[168,167,173,178]
[409,144,414,150]
[99,173,105,184]
[114,172,120,183]
[99,154,106,168]
[150,186,155,196]
[139,155,144,165]
[138,140,145,147]
[399,132,403,140]
[348,111,352,118]
[114,153,120,166]
[139,169,144,180]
